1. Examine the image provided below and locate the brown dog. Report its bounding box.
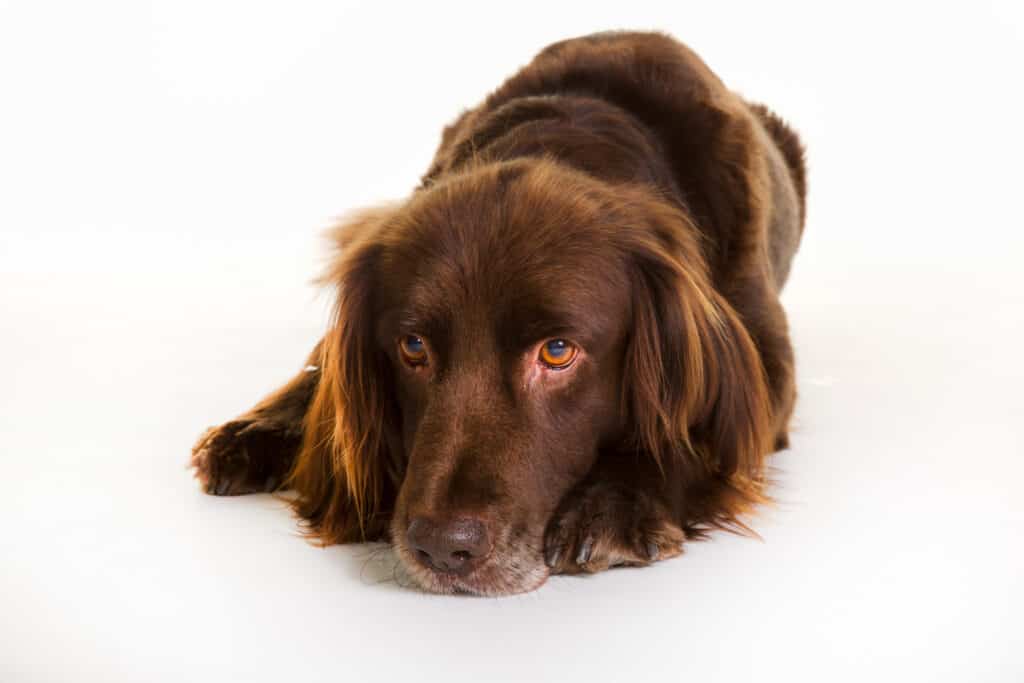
[191,31,806,595]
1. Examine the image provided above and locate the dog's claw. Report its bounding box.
[192,418,296,497]
[544,480,686,574]
[576,537,593,565]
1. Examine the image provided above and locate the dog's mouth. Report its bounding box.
[391,527,550,596]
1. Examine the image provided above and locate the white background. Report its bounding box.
[2,1,1022,681]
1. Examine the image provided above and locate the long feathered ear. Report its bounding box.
[286,207,401,544]
[623,205,774,528]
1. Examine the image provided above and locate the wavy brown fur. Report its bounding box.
[191,31,806,594]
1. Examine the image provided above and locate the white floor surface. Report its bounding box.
[2,2,1022,681]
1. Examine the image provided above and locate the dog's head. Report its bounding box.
[288,159,771,595]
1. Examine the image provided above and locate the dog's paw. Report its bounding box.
[190,417,296,496]
[543,481,685,575]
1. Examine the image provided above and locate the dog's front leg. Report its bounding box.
[542,453,687,575]
[190,341,322,496]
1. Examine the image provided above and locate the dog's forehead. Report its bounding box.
[377,170,631,342]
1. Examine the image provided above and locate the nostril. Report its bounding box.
[442,519,490,568]
[407,518,437,567]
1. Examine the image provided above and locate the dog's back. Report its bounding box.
[424,30,806,292]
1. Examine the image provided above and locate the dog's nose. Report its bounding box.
[406,516,490,574]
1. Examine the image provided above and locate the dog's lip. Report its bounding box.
[428,565,550,597]
[423,569,483,595]
[396,542,550,596]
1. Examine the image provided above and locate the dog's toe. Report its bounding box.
[190,419,287,496]
[544,481,685,575]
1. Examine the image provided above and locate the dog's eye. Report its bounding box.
[539,339,578,369]
[399,335,428,366]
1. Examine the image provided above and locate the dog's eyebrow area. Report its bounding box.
[374,297,616,365]
[495,298,619,352]
[372,226,631,349]
[374,257,629,358]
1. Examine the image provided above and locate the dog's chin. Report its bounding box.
[392,538,550,597]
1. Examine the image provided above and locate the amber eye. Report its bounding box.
[538,339,578,369]
[399,335,428,366]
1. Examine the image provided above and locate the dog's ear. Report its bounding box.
[287,206,401,543]
[623,203,773,525]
